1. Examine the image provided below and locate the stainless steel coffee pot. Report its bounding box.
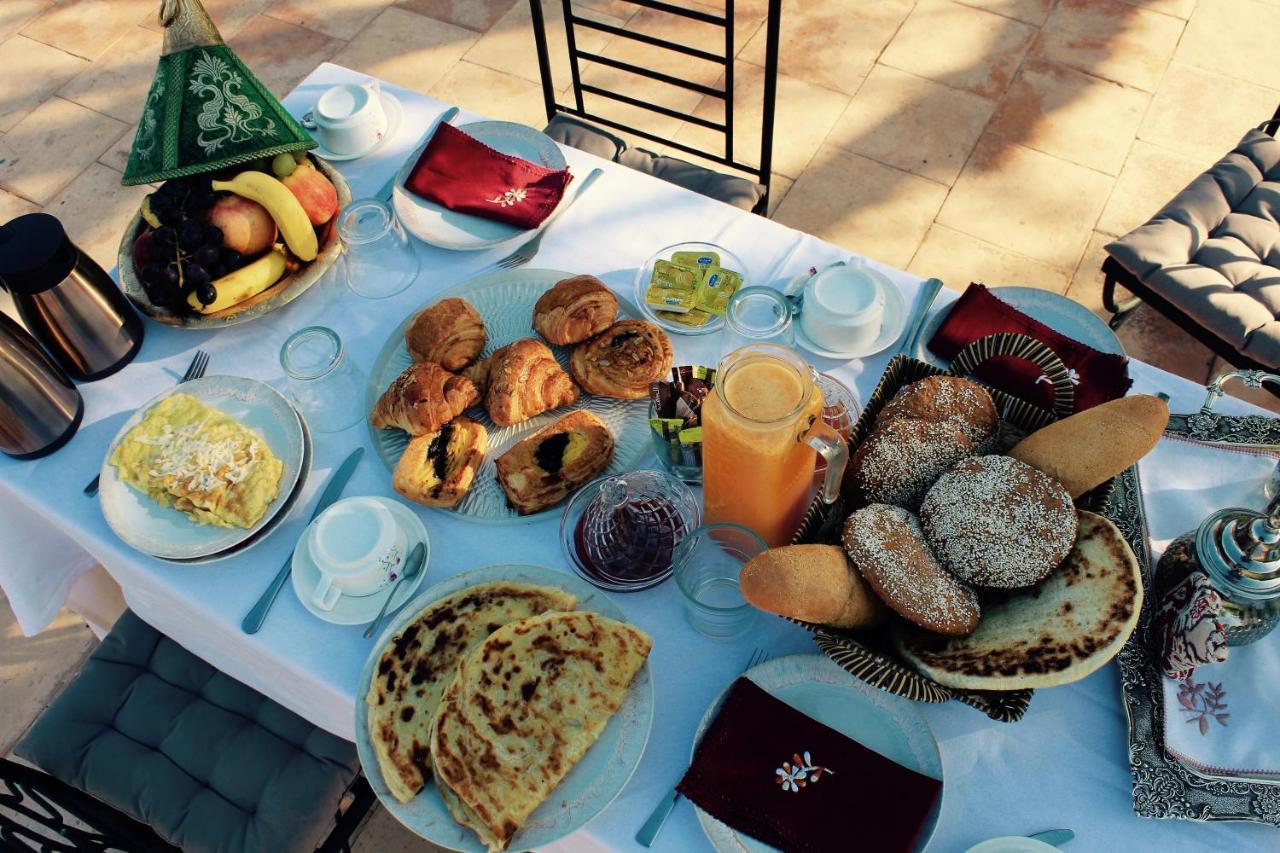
[0,311,82,458]
[0,213,143,381]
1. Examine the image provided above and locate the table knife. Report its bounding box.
[241,447,364,634]
[1029,829,1075,848]
[376,106,459,202]
[896,277,944,358]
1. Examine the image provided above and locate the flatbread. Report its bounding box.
[431,611,652,851]
[365,582,576,803]
[894,510,1143,690]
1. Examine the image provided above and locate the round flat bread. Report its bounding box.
[894,510,1143,690]
[364,582,577,803]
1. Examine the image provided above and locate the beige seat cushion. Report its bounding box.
[1106,130,1280,366]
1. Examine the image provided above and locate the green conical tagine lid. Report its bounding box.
[122,0,316,186]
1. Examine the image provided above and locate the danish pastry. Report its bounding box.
[392,415,488,508]
[569,320,673,399]
[370,362,479,436]
[495,410,614,515]
[479,338,579,427]
[405,297,486,371]
[533,275,618,345]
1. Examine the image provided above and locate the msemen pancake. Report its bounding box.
[431,611,651,851]
[365,582,576,803]
[109,392,282,528]
[894,510,1142,690]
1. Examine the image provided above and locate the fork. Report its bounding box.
[491,167,604,271]
[83,350,210,496]
[635,648,771,848]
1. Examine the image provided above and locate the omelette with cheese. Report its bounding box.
[110,393,283,529]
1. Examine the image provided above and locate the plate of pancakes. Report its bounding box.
[355,563,654,852]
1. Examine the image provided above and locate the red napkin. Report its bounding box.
[677,678,941,853]
[404,123,572,228]
[927,284,1131,413]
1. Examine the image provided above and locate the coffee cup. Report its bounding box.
[307,496,406,610]
[303,79,387,157]
[799,259,886,353]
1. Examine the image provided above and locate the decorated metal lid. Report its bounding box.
[121,0,316,186]
[1196,494,1280,600]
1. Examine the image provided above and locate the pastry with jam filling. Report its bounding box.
[495,410,614,515]
[392,415,488,508]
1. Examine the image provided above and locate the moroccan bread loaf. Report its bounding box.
[1008,395,1169,498]
[894,510,1143,690]
[739,544,889,629]
[876,374,999,451]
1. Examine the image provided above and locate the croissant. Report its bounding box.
[392,415,488,508]
[496,410,614,514]
[370,362,479,436]
[533,275,618,345]
[482,338,579,427]
[405,297,486,370]
[569,320,673,399]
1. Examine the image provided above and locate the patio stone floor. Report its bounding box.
[1,0,1279,847]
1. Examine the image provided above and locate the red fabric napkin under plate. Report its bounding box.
[404,122,572,229]
[677,678,941,853]
[927,283,1131,413]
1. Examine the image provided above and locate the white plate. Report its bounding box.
[99,375,306,561]
[692,654,943,853]
[166,414,313,565]
[966,837,1059,853]
[366,268,652,523]
[392,120,566,251]
[291,496,430,626]
[784,264,908,359]
[309,90,404,162]
[913,284,1125,367]
[354,562,654,852]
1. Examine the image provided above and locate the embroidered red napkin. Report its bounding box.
[404,123,572,228]
[677,678,940,853]
[927,284,1131,413]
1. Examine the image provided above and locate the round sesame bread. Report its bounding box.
[920,455,1077,589]
[894,510,1143,690]
[848,418,974,512]
[877,375,999,451]
[842,504,981,637]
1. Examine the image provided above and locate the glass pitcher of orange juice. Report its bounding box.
[702,344,848,546]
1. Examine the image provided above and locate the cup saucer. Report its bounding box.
[291,496,429,626]
[784,263,908,360]
[309,91,403,162]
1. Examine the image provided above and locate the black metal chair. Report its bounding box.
[1102,102,1280,373]
[529,0,782,215]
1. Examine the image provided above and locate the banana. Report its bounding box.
[211,171,318,261]
[140,195,162,229]
[189,248,287,314]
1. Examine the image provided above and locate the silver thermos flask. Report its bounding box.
[0,311,83,458]
[0,213,143,381]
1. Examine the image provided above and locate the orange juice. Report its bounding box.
[703,347,827,546]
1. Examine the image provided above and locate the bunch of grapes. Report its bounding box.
[139,178,241,311]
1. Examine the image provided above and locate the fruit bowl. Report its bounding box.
[116,156,350,329]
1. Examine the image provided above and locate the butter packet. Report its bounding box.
[651,259,700,291]
[657,307,714,328]
[645,286,696,314]
[694,268,743,316]
[671,250,720,270]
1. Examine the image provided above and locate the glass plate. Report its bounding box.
[366,268,652,523]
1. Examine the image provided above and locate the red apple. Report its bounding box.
[280,161,339,226]
[208,194,277,256]
[132,229,159,271]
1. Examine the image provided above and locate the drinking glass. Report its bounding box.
[280,326,365,432]
[720,286,795,358]
[338,199,419,299]
[673,523,765,638]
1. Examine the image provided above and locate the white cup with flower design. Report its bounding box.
[302,79,387,157]
[307,496,405,610]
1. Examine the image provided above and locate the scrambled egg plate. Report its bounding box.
[110,393,284,529]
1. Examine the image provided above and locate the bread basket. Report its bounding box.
[791,332,1115,722]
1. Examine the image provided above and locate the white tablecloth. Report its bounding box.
[1,63,1276,851]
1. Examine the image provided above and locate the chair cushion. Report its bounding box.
[1107,130,1280,367]
[544,114,628,162]
[14,611,358,853]
[617,147,766,211]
